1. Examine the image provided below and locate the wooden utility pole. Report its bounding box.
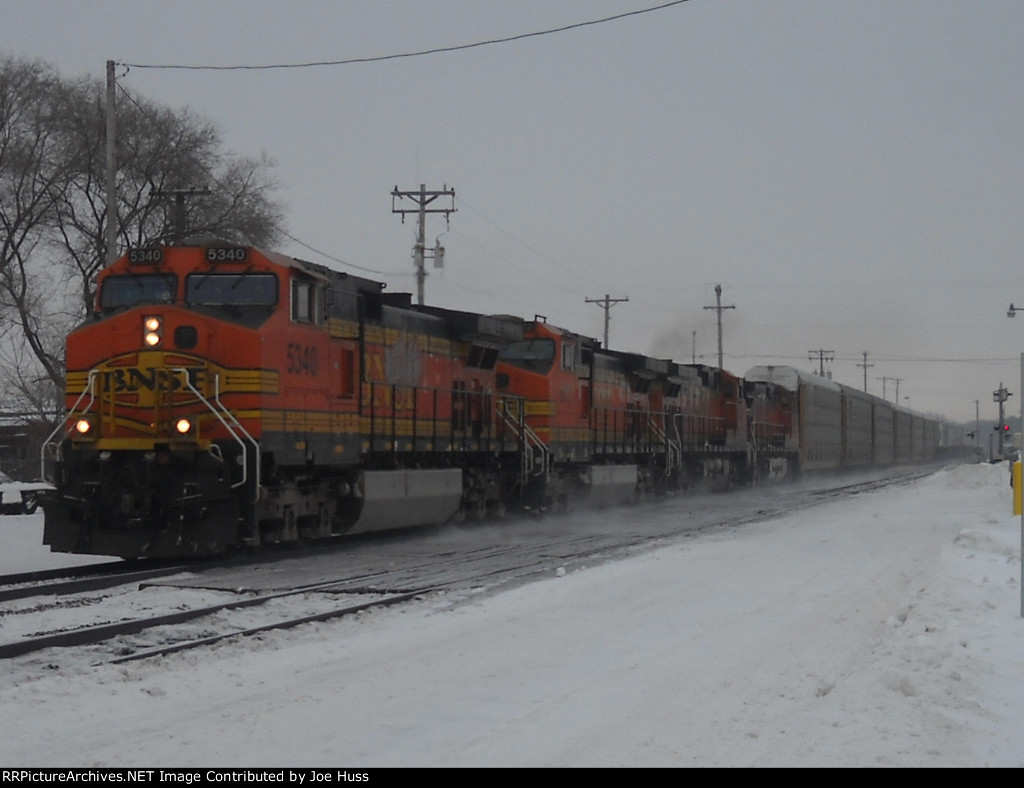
[391,184,455,305]
[105,60,117,265]
[703,284,734,370]
[857,351,874,392]
[585,293,629,348]
[808,349,835,377]
[152,187,212,244]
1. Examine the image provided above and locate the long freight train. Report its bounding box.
[39,242,970,559]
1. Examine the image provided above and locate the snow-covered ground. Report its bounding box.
[1,461,1022,767]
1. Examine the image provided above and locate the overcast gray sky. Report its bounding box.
[6,0,1023,425]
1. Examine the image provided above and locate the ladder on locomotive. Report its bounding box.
[649,413,681,477]
[497,397,551,486]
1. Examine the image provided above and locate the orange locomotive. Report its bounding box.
[39,241,786,560]
[491,318,765,511]
[41,242,526,557]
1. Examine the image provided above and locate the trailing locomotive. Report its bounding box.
[40,241,968,559]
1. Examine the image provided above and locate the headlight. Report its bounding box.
[174,418,193,435]
[72,417,96,440]
[143,315,162,347]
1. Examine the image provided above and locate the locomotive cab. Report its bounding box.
[42,243,289,556]
[496,320,597,463]
[496,320,650,509]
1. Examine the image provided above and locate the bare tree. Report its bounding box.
[0,58,79,388]
[0,56,285,403]
[53,75,285,312]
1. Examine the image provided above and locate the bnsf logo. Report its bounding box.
[100,366,207,394]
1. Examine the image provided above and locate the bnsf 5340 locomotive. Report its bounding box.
[40,241,966,559]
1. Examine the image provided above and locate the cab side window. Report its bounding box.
[561,341,575,371]
[291,278,321,325]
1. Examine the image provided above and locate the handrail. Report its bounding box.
[40,370,99,482]
[174,368,260,502]
[361,380,495,452]
[650,414,681,477]
[497,398,549,485]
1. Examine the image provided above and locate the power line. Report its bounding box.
[847,356,1018,364]
[729,353,1021,367]
[119,1,691,70]
[456,196,584,280]
[275,228,406,277]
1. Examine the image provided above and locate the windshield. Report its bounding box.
[497,338,556,373]
[99,274,177,310]
[186,273,278,307]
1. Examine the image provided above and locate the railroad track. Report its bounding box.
[0,527,448,603]
[0,563,200,604]
[0,466,943,666]
[0,528,662,664]
[1,582,423,662]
